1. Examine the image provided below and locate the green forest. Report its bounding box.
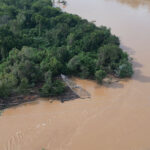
[0,0,133,100]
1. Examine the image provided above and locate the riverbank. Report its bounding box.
[0,86,80,110]
[0,75,120,110]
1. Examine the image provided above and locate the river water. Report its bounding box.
[0,0,150,150]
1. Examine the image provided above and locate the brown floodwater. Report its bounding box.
[1,0,150,150]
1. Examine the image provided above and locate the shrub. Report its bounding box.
[116,61,133,78]
[40,80,65,97]
[95,70,106,84]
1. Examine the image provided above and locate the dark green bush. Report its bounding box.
[40,80,65,97]
[95,70,106,84]
[116,61,133,78]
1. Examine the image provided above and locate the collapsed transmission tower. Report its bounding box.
[61,74,91,99]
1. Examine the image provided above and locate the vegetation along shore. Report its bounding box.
[0,0,133,109]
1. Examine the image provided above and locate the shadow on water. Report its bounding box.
[132,58,150,83]
[122,44,150,83]
[132,60,143,68]
[121,44,136,56]
[133,69,150,83]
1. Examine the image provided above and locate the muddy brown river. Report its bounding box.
[1,0,150,150]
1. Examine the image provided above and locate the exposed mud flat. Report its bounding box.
[1,0,150,150]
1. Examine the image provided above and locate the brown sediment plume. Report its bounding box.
[1,0,150,149]
[113,0,150,9]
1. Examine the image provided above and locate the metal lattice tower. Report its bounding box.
[61,74,91,99]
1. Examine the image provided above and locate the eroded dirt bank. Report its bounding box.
[1,0,150,149]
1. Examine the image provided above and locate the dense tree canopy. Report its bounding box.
[0,0,133,99]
